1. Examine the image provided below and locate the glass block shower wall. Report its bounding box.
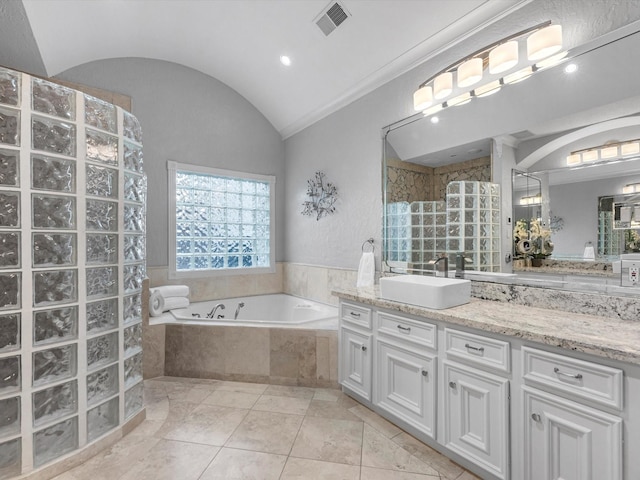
[446,181,501,272]
[385,182,500,272]
[0,67,146,478]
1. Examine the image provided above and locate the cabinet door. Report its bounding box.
[376,339,436,439]
[443,361,510,480]
[339,326,372,401]
[523,386,622,480]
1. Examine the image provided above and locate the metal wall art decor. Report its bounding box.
[301,171,337,220]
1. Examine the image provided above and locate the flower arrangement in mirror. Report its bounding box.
[301,171,337,221]
[625,230,640,252]
[514,218,554,265]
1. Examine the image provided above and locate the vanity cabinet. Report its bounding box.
[375,311,437,439]
[442,328,510,480]
[521,347,623,480]
[339,302,373,401]
[337,298,635,480]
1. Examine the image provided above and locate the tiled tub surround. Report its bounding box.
[143,263,361,381]
[164,325,338,388]
[0,68,146,478]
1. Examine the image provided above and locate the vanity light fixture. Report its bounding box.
[519,193,542,205]
[623,183,640,194]
[489,41,519,74]
[566,139,640,166]
[413,22,563,116]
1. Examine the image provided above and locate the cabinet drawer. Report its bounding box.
[444,328,510,373]
[522,347,623,410]
[340,302,372,330]
[377,311,436,349]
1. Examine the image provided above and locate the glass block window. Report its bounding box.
[168,161,275,277]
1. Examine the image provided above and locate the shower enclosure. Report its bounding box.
[0,67,146,478]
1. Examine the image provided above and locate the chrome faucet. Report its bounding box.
[455,252,470,279]
[234,302,245,319]
[207,303,225,319]
[431,254,449,278]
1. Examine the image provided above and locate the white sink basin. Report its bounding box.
[379,275,471,310]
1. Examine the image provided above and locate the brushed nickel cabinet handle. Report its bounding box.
[553,367,583,379]
[397,325,411,332]
[421,370,428,377]
[449,381,456,388]
[350,312,361,318]
[465,343,485,353]
[361,345,367,352]
[531,413,542,422]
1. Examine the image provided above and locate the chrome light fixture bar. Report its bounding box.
[519,193,542,206]
[413,22,564,115]
[566,139,640,166]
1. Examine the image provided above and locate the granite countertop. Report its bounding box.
[333,286,640,366]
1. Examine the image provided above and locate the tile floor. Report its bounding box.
[54,377,480,480]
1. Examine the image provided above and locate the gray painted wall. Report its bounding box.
[56,59,285,267]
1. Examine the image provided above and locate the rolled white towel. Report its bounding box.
[151,285,190,298]
[149,290,165,317]
[164,297,190,311]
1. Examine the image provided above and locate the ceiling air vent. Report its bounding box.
[315,2,350,36]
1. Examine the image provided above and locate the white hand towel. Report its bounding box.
[149,290,165,317]
[357,251,375,288]
[151,285,190,298]
[583,243,595,261]
[164,297,190,311]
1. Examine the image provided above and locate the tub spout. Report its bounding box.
[207,303,225,319]
[234,302,245,320]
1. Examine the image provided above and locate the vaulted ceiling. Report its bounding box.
[21,0,527,137]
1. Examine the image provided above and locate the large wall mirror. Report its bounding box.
[383,21,640,280]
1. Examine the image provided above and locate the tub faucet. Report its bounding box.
[234,302,245,320]
[207,303,225,319]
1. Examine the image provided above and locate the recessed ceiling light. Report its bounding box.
[430,116,439,124]
[564,63,577,73]
[280,55,292,66]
